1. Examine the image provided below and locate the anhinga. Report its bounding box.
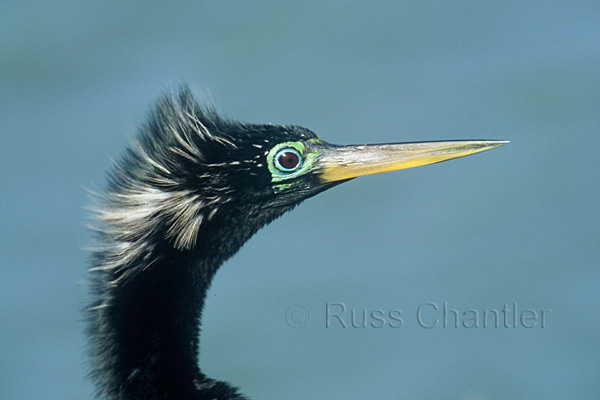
[86,86,507,399]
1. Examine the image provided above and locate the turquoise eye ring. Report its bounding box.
[267,141,320,184]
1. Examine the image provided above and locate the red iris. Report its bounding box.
[277,151,300,170]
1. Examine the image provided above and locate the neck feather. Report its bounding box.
[87,237,247,399]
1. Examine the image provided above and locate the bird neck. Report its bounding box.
[92,241,246,399]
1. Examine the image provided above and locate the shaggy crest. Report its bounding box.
[89,88,240,282]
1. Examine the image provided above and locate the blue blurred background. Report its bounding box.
[2,2,599,399]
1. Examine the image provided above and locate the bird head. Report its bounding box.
[107,88,506,257]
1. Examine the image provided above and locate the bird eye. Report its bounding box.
[274,148,302,172]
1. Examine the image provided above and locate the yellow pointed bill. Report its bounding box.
[318,140,508,183]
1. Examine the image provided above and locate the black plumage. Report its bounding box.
[86,86,506,399]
